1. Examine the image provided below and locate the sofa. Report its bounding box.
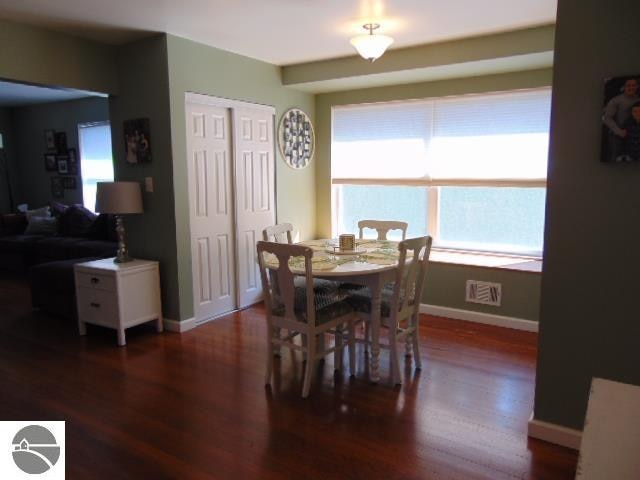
[0,204,118,319]
[0,205,117,273]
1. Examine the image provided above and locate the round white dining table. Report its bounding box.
[296,238,402,383]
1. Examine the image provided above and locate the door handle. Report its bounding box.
[90,302,101,308]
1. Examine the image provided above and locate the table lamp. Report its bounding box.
[95,181,143,263]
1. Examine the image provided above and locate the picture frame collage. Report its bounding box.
[44,129,78,198]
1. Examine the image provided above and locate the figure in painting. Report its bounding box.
[602,77,639,162]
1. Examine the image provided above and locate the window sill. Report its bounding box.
[429,248,542,273]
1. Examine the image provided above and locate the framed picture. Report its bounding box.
[62,177,76,189]
[51,177,63,198]
[277,108,315,169]
[55,131,67,154]
[601,74,640,162]
[68,148,77,164]
[123,118,152,164]
[44,154,57,172]
[57,158,68,174]
[44,130,56,150]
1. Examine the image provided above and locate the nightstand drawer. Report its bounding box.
[77,287,118,327]
[76,272,116,292]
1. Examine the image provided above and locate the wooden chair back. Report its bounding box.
[262,223,294,244]
[358,220,408,240]
[390,236,433,322]
[257,241,315,326]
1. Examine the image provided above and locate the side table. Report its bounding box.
[74,258,163,346]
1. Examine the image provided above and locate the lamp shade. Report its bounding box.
[350,33,394,62]
[95,181,143,214]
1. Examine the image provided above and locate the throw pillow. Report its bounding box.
[26,206,51,221]
[49,201,69,217]
[24,217,59,236]
[58,204,97,237]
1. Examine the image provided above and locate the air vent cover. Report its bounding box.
[466,280,502,306]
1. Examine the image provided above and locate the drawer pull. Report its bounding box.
[91,277,100,284]
[90,302,101,308]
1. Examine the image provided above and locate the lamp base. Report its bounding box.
[113,254,133,264]
[113,215,133,264]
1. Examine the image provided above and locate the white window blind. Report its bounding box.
[332,101,432,179]
[332,88,551,184]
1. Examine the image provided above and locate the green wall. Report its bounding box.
[315,69,552,320]
[0,108,18,213]
[165,35,315,321]
[0,18,554,325]
[11,97,109,209]
[426,263,541,321]
[109,35,181,320]
[0,18,117,214]
[0,19,117,94]
[534,0,640,430]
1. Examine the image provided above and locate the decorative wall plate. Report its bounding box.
[278,108,315,169]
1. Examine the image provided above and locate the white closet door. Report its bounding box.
[233,107,276,308]
[186,102,237,321]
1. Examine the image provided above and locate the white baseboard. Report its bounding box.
[163,317,197,333]
[163,311,233,333]
[528,413,582,450]
[420,304,538,332]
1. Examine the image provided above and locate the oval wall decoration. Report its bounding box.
[277,108,315,169]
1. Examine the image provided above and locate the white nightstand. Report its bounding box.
[74,258,163,346]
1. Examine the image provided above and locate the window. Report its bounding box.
[331,88,551,256]
[78,122,114,212]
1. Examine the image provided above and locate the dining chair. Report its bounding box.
[358,220,408,241]
[257,241,357,398]
[263,223,294,244]
[347,236,432,385]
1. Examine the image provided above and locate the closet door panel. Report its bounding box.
[234,107,276,308]
[186,102,237,322]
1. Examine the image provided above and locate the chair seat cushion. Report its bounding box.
[346,285,395,318]
[272,278,353,324]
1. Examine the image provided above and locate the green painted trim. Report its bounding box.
[283,24,555,86]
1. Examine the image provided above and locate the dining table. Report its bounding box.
[294,238,402,383]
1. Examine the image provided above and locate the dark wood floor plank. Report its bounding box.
[0,272,577,479]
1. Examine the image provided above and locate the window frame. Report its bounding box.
[330,87,550,258]
[77,121,114,213]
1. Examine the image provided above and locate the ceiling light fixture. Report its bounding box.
[350,23,394,62]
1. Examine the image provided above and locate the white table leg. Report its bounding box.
[369,279,382,383]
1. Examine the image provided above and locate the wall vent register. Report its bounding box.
[465,280,502,306]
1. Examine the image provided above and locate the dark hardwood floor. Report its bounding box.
[0,272,577,479]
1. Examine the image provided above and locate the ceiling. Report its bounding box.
[0,0,558,66]
[0,80,103,107]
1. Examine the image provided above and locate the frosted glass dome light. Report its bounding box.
[350,23,394,62]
